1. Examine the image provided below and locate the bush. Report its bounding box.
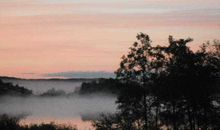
[0,114,77,130]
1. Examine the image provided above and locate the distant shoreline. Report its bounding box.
[0,76,98,81]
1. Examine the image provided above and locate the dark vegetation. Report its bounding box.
[93,33,220,130]
[78,78,124,95]
[0,79,32,96]
[0,114,77,130]
[0,78,69,97]
[78,78,147,97]
[40,88,66,97]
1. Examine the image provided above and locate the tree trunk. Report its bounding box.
[155,100,159,130]
[143,92,148,130]
[203,106,208,130]
[187,105,194,130]
[172,102,177,130]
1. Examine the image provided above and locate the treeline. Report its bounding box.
[0,79,32,96]
[93,34,220,130]
[0,79,67,97]
[78,78,124,95]
[0,114,77,130]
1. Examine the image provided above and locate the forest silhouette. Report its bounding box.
[0,114,77,130]
[93,33,220,130]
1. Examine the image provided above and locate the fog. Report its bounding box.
[0,95,116,119]
[0,79,117,130]
[2,79,83,94]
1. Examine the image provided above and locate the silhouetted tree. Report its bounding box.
[115,33,169,130]
[93,33,220,130]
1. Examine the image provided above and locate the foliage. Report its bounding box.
[78,78,124,95]
[0,79,32,96]
[0,114,77,130]
[40,88,66,97]
[93,33,220,130]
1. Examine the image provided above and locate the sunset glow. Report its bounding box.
[0,0,220,78]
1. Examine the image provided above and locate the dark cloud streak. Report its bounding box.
[43,71,115,79]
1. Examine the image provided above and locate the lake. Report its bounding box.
[0,79,117,130]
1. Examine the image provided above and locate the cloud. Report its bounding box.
[43,71,115,79]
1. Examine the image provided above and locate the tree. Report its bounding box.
[116,33,167,130]
[93,33,220,130]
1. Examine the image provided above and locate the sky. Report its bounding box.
[0,0,220,78]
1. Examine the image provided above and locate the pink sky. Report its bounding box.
[0,0,220,78]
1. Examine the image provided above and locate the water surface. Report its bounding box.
[0,79,117,130]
